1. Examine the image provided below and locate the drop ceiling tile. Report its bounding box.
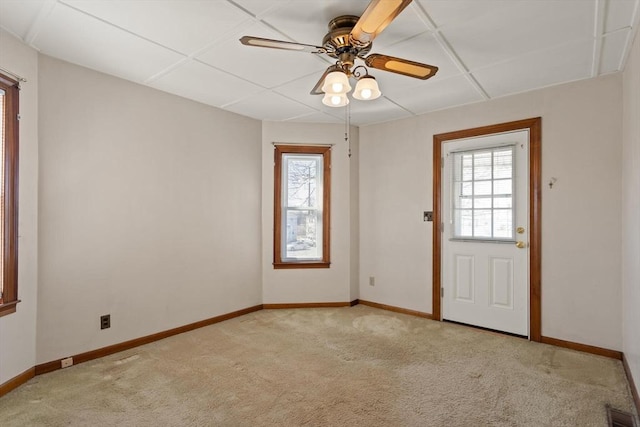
[148,60,263,108]
[223,91,317,121]
[285,111,343,124]
[273,72,332,110]
[258,0,369,47]
[417,0,518,30]
[600,29,630,73]
[605,0,638,33]
[0,0,48,39]
[347,96,413,125]
[441,0,594,70]
[197,22,328,89]
[472,39,593,98]
[231,0,292,19]
[387,74,484,115]
[32,3,184,83]
[60,0,252,54]
[371,31,460,81]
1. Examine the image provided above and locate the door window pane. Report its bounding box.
[452,146,515,240]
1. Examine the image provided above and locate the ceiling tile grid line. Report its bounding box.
[1,0,639,126]
[410,1,489,100]
[143,19,262,85]
[23,0,56,44]
[54,1,185,58]
[592,0,608,76]
[619,0,640,69]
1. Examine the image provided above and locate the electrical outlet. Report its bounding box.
[369,276,375,286]
[100,314,111,330]
[61,357,73,368]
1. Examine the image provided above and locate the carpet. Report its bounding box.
[0,305,636,426]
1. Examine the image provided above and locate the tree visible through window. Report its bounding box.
[274,145,330,268]
[0,72,19,317]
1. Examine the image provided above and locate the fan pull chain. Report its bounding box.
[345,103,351,158]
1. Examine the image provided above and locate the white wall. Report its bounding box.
[622,31,640,394]
[359,74,623,350]
[261,122,359,304]
[36,56,263,364]
[0,30,39,384]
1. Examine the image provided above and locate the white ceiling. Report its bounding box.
[1,0,638,126]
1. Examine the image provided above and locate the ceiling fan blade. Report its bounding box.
[365,54,438,80]
[240,36,325,53]
[350,0,413,46]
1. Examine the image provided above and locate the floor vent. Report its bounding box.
[607,405,638,427]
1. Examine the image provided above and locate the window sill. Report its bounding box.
[273,262,330,269]
[0,300,20,317]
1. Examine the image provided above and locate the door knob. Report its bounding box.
[515,241,526,249]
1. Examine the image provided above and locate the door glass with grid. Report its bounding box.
[452,146,515,241]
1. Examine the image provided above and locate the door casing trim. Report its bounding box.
[433,117,542,341]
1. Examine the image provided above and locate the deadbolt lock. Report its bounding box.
[516,227,525,234]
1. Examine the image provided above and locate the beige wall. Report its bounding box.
[36,56,263,364]
[622,30,640,394]
[359,74,623,350]
[261,122,359,304]
[0,30,39,384]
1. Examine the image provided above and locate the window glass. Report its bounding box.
[274,145,330,268]
[452,146,514,241]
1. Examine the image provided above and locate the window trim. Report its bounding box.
[273,144,331,269]
[0,72,20,317]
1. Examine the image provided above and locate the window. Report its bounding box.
[0,72,19,317]
[451,146,514,241]
[274,145,330,268]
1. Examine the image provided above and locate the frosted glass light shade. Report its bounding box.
[321,71,351,94]
[353,76,381,100]
[322,93,349,107]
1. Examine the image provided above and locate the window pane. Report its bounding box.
[493,209,513,238]
[285,156,320,208]
[284,210,322,260]
[461,182,472,196]
[452,145,516,240]
[493,196,512,208]
[474,209,492,237]
[493,149,512,179]
[461,155,473,181]
[456,197,472,209]
[474,197,491,209]
[474,180,491,196]
[493,179,512,195]
[275,146,330,267]
[473,152,492,180]
[454,209,473,236]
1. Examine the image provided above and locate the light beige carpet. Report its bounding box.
[0,305,636,426]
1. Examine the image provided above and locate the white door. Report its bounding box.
[442,130,529,336]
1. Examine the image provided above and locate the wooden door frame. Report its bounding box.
[433,117,542,341]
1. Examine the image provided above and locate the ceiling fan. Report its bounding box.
[240,0,438,107]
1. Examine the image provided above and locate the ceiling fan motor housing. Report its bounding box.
[323,15,371,65]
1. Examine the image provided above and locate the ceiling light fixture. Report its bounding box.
[322,65,381,107]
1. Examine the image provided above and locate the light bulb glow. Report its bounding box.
[321,71,351,94]
[353,75,381,101]
[322,93,349,107]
